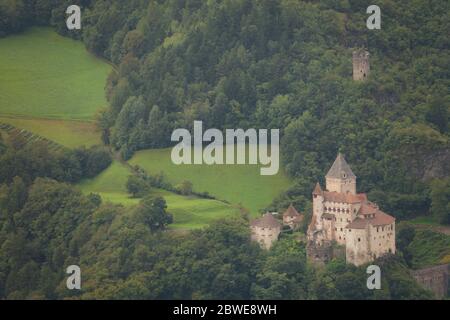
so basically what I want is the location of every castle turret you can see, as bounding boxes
[310,182,325,234]
[282,204,304,230]
[325,153,356,194]
[353,49,370,81]
[250,213,281,249]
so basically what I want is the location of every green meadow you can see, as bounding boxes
[78,160,240,229]
[129,148,291,215]
[0,116,101,148]
[0,27,111,120]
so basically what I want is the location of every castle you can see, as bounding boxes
[307,153,396,266]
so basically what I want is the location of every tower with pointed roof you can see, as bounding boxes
[282,204,304,230]
[325,153,357,194]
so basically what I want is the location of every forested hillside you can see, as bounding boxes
[2,0,448,222]
[0,0,449,300]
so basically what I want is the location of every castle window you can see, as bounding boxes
[358,238,361,242]
[335,228,337,231]
[340,228,343,231]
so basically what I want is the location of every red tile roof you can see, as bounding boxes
[313,182,323,195]
[283,204,302,217]
[323,191,367,204]
[250,213,281,228]
[346,203,395,229]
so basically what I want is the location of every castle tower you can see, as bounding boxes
[250,213,281,250]
[325,153,356,194]
[308,182,325,239]
[352,49,370,81]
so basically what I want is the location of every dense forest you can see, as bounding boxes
[0,0,449,299]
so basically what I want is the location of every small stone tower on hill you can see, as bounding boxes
[353,49,370,81]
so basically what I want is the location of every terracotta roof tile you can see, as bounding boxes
[250,213,281,228]
[323,191,367,204]
[346,217,369,229]
[313,182,323,195]
[283,204,301,217]
[346,203,395,229]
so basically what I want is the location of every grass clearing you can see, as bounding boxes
[0,116,101,148]
[129,148,291,215]
[0,27,111,120]
[77,160,240,229]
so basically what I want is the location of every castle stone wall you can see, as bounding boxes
[326,177,356,194]
[346,227,370,266]
[251,225,281,250]
[307,241,333,266]
[411,264,449,299]
[369,223,396,259]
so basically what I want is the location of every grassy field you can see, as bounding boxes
[129,148,291,215]
[77,160,139,205]
[0,27,111,120]
[0,116,101,148]
[78,160,240,229]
